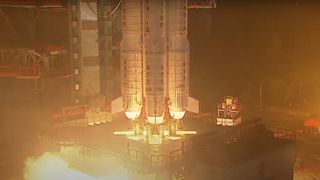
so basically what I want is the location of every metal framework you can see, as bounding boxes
[98,0,114,103]
[52,103,111,127]
[68,0,114,104]
[68,0,81,103]
[188,0,216,8]
[0,48,41,79]
[0,0,65,8]
[126,142,187,179]
[268,127,319,141]
[0,47,72,79]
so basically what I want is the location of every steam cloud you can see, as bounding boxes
[24,152,102,180]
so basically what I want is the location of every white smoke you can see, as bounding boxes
[23,152,102,180]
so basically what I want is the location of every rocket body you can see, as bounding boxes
[120,0,143,120]
[118,0,195,123]
[167,0,189,120]
[144,0,166,124]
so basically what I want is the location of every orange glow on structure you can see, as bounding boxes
[126,135,145,141]
[113,131,135,135]
[304,118,320,128]
[175,130,197,135]
[148,135,163,145]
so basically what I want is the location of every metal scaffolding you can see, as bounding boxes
[0,48,41,78]
[98,0,114,104]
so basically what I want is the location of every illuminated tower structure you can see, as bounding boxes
[68,0,101,103]
[113,0,215,144]
[65,0,114,126]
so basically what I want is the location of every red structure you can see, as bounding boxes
[52,105,88,122]
[0,63,40,78]
[0,46,70,79]
[304,118,320,129]
[0,49,42,78]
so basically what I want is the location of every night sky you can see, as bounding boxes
[189,0,320,111]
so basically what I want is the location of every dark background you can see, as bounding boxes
[189,0,320,112]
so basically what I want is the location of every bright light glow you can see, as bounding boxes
[216,117,241,126]
[24,152,129,180]
[126,135,145,141]
[113,131,135,135]
[175,130,197,135]
[114,113,197,144]
[148,135,163,144]
[147,115,164,124]
[125,111,141,120]
[169,111,186,120]
[24,152,101,180]
[142,130,147,136]
[226,98,233,105]
[88,122,94,126]
[163,130,169,136]
[166,136,182,140]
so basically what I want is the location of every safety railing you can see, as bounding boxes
[188,0,216,8]
[268,127,319,141]
[0,65,16,76]
[127,147,186,170]
[17,65,40,77]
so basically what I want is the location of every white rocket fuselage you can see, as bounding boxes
[120,0,143,120]
[167,0,190,120]
[119,0,195,124]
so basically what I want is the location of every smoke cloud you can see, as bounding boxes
[23,152,102,180]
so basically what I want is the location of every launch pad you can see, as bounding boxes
[39,113,298,180]
[40,112,195,179]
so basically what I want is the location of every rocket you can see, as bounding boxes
[112,0,199,126]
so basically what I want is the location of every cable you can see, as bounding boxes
[108,0,121,16]
[89,83,97,95]
[85,0,122,17]
[85,0,97,15]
